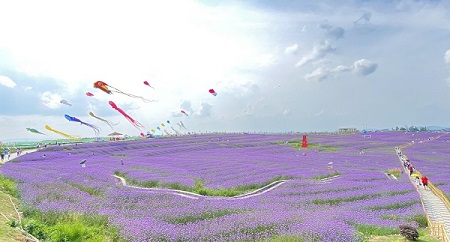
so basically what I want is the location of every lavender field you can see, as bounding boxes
[1,131,448,241]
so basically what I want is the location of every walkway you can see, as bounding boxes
[396,144,450,241]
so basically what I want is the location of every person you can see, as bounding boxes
[414,176,421,188]
[421,176,429,190]
[409,166,414,176]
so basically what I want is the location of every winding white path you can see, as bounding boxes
[113,175,287,200]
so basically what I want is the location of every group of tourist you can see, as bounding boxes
[396,147,429,190]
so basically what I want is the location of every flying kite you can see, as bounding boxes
[45,125,79,139]
[93,81,157,103]
[181,110,189,116]
[89,111,118,130]
[26,128,46,135]
[143,81,154,89]
[161,122,166,127]
[171,126,180,135]
[109,101,145,137]
[64,114,100,135]
[60,100,72,106]
[86,92,94,97]
[180,120,187,130]
[209,89,217,96]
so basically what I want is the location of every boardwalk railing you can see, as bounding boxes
[429,221,449,242]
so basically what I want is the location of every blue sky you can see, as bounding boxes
[1,0,450,140]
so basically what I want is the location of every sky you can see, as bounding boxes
[1,0,450,141]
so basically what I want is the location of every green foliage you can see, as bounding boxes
[164,209,238,224]
[407,214,428,228]
[368,201,418,211]
[313,171,341,180]
[312,194,378,205]
[0,173,20,198]
[386,168,402,178]
[354,224,398,236]
[287,141,338,152]
[68,182,103,197]
[20,207,123,241]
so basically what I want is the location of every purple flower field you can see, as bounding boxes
[1,131,447,241]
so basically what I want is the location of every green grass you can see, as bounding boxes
[18,207,123,241]
[386,168,402,178]
[313,170,341,180]
[164,209,242,224]
[67,182,103,197]
[114,171,290,197]
[287,141,338,152]
[0,174,20,198]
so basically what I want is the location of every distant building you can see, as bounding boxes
[338,127,358,133]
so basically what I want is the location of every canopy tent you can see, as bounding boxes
[108,131,124,141]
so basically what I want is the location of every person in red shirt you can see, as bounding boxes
[421,176,429,190]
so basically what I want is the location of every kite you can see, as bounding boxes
[157,127,161,131]
[89,111,119,130]
[181,110,188,116]
[166,120,170,124]
[209,89,217,96]
[60,100,72,106]
[180,120,187,130]
[45,125,79,139]
[64,114,100,135]
[93,81,157,103]
[143,81,154,89]
[171,126,180,135]
[109,101,145,137]
[26,128,46,135]
[86,92,94,97]
[151,129,156,133]
[161,123,166,127]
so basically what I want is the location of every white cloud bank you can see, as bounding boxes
[0,75,16,88]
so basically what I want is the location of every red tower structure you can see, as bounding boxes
[301,135,308,148]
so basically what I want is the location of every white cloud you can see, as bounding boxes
[330,65,352,73]
[305,59,377,82]
[41,91,62,109]
[0,75,16,88]
[296,41,336,67]
[444,49,450,64]
[305,67,329,82]
[198,102,213,117]
[284,44,298,55]
[353,59,378,76]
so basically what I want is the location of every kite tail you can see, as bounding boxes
[89,112,119,130]
[108,85,157,103]
[45,125,79,140]
[80,121,101,135]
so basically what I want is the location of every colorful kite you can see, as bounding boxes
[109,101,145,137]
[45,125,79,139]
[64,114,100,135]
[89,111,118,130]
[60,99,72,106]
[86,92,94,97]
[209,89,217,96]
[26,128,46,135]
[93,81,157,103]
[143,81,154,89]
[161,123,166,127]
[181,110,189,116]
